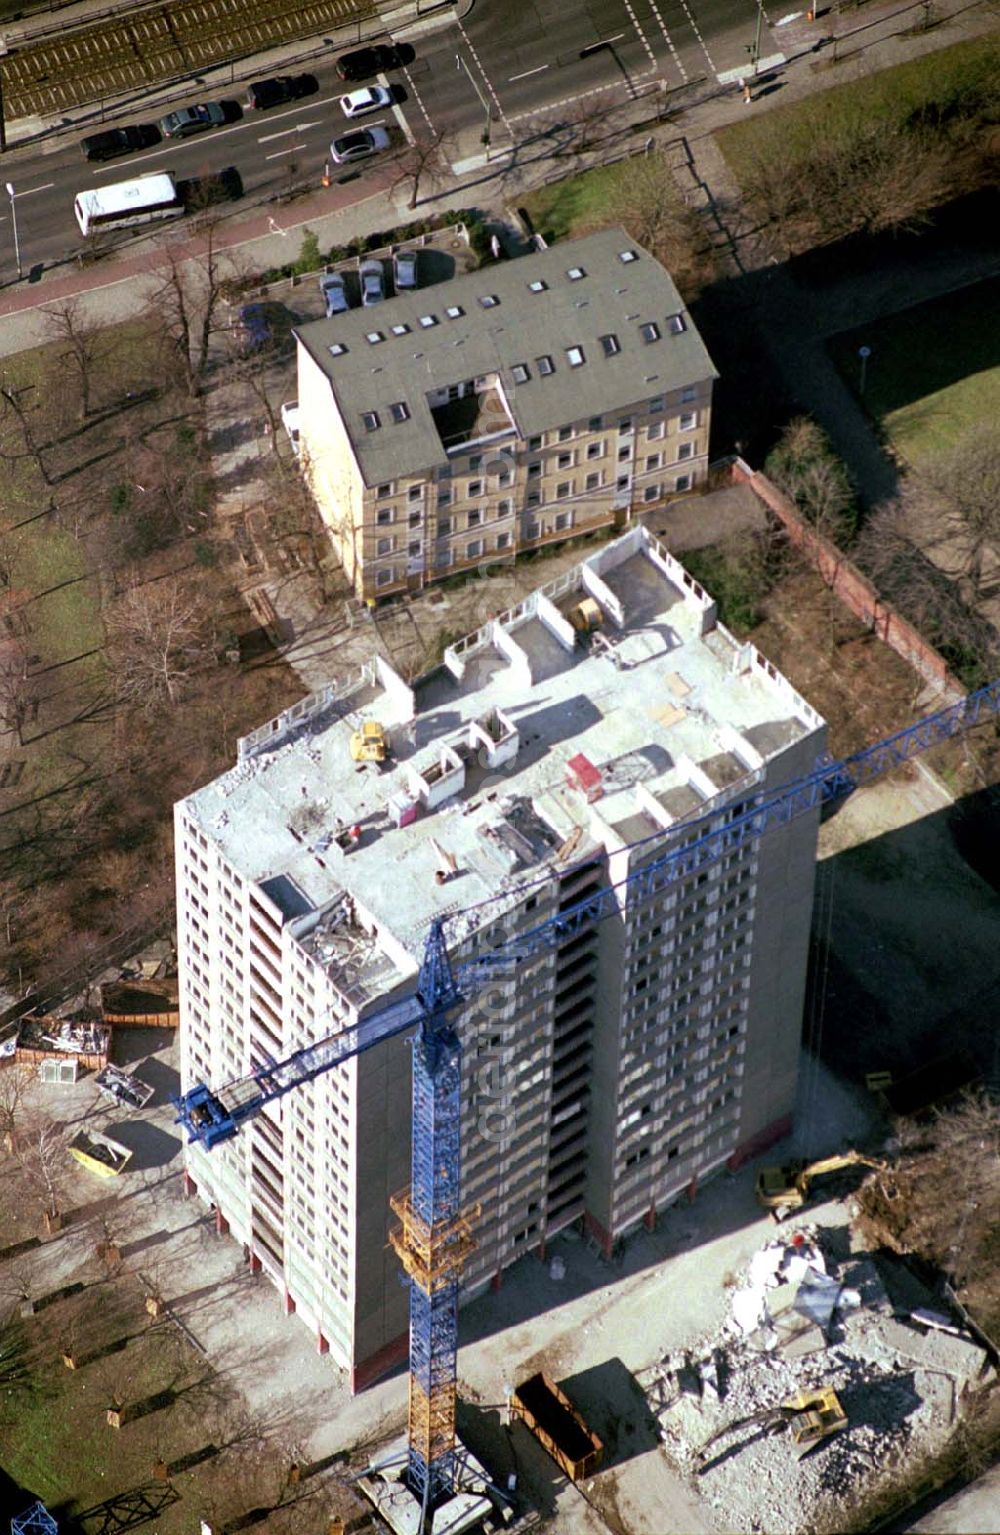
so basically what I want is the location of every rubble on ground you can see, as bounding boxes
[643,1226,994,1534]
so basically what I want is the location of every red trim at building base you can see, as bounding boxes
[183,1171,197,1198]
[727,1113,794,1173]
[352,1328,409,1394]
[644,1208,656,1232]
[214,1209,229,1237]
[316,1332,329,1356]
[584,1208,613,1258]
[284,1290,296,1315]
[248,1252,262,1275]
[491,1271,503,1292]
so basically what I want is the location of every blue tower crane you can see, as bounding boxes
[176,677,1000,1523]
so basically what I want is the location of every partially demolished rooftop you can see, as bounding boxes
[183,527,823,995]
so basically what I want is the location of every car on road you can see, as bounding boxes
[80,124,160,162]
[319,270,350,316]
[336,44,413,82]
[393,248,419,290]
[359,259,385,307]
[177,166,243,210]
[280,401,301,456]
[245,74,318,110]
[329,125,391,165]
[339,85,392,118]
[235,301,296,355]
[158,102,227,138]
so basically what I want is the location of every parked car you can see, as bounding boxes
[336,44,413,82]
[176,166,243,210]
[79,124,160,161]
[235,302,296,354]
[393,248,419,290]
[280,401,301,457]
[158,102,226,138]
[319,270,350,316]
[329,125,391,165]
[359,259,385,307]
[339,85,392,118]
[245,74,318,110]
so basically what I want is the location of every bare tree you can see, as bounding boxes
[42,297,108,420]
[0,644,35,745]
[766,417,857,546]
[149,222,227,398]
[605,153,716,298]
[0,1060,34,1149]
[106,578,213,708]
[15,1116,69,1228]
[0,382,54,486]
[922,425,1000,599]
[390,130,453,210]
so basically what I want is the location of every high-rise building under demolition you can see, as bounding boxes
[175,527,826,1388]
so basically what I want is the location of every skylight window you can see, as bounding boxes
[511,363,530,384]
[600,334,621,357]
[640,321,661,343]
[418,314,438,328]
[667,312,687,334]
[537,355,555,376]
[479,294,500,308]
[362,411,381,432]
[445,305,464,318]
[329,343,347,356]
[618,249,638,263]
[366,331,384,345]
[390,323,410,336]
[528,279,548,293]
[566,346,585,367]
[566,267,586,281]
[390,401,410,423]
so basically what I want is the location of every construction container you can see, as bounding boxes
[100,980,179,1028]
[68,1128,132,1178]
[511,1371,603,1479]
[388,791,418,828]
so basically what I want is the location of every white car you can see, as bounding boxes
[339,85,392,118]
[280,401,301,457]
[319,270,349,316]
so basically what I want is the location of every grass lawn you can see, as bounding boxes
[826,276,1000,467]
[715,35,1000,186]
[520,161,633,244]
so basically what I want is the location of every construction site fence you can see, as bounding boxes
[731,460,966,701]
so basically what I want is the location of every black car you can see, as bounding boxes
[245,74,318,110]
[80,124,160,162]
[177,167,244,210]
[336,44,414,82]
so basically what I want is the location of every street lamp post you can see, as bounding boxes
[5,180,21,279]
[456,53,490,154]
[858,345,872,396]
[749,0,764,75]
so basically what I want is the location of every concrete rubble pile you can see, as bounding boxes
[645,1227,994,1534]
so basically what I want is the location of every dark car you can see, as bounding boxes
[235,302,296,355]
[80,124,160,162]
[245,74,318,110]
[336,44,414,82]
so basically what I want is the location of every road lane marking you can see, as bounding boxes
[645,0,689,81]
[401,65,435,130]
[265,143,308,159]
[509,65,550,81]
[91,95,342,174]
[675,0,717,72]
[15,181,55,197]
[456,15,513,133]
[621,0,658,69]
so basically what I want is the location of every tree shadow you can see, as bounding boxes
[76,1481,180,1532]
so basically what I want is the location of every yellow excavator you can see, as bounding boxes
[696,1387,847,1472]
[349,720,388,764]
[755,1150,887,1221]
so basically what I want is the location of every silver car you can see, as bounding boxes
[319,270,349,316]
[329,125,391,164]
[393,248,419,291]
[359,258,385,307]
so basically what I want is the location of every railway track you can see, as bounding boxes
[2,0,377,119]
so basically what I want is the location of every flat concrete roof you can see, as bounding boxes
[183,528,823,992]
[294,227,718,486]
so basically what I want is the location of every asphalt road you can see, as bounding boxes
[0,0,784,283]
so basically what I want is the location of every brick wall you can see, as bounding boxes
[731,459,965,700]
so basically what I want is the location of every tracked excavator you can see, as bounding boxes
[755,1151,887,1221]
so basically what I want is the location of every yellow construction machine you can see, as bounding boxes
[349,720,388,764]
[695,1386,847,1472]
[755,1150,886,1221]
